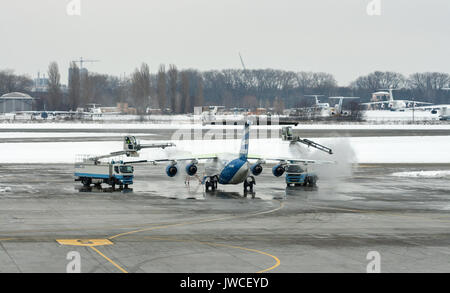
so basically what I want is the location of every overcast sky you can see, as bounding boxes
[1,0,449,85]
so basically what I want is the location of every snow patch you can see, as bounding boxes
[391,170,450,179]
[0,136,449,164]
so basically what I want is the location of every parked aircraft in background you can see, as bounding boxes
[328,97,360,116]
[361,89,431,111]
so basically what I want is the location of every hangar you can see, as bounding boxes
[0,92,35,113]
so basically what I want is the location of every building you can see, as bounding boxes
[0,92,35,113]
[118,103,137,114]
[32,72,49,93]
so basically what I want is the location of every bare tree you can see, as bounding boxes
[181,71,190,113]
[195,77,204,107]
[174,92,183,114]
[408,72,450,102]
[68,62,80,110]
[131,63,151,114]
[156,64,167,111]
[47,62,62,110]
[351,71,406,91]
[0,70,33,95]
[167,64,178,113]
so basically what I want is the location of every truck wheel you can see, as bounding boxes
[307,176,317,187]
[81,178,91,187]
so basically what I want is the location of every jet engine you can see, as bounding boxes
[185,163,198,176]
[250,164,263,176]
[272,164,285,177]
[166,164,178,177]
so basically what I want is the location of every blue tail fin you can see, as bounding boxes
[239,121,250,160]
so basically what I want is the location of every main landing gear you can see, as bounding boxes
[243,176,256,194]
[204,176,219,192]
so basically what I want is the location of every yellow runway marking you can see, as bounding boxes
[136,236,280,273]
[90,246,128,273]
[50,201,283,273]
[56,239,127,273]
[56,239,113,247]
[105,201,284,273]
[357,164,382,168]
[0,238,14,241]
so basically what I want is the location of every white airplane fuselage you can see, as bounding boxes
[218,158,250,185]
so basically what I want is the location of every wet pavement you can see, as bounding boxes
[0,163,449,272]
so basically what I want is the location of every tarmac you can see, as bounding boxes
[0,163,449,273]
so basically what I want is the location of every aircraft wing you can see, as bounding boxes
[123,155,220,166]
[360,101,388,105]
[247,155,335,165]
[396,100,433,105]
[149,154,220,164]
[410,104,450,111]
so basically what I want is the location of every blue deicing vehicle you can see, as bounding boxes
[285,164,318,187]
[74,136,175,192]
[74,159,135,192]
[281,126,332,188]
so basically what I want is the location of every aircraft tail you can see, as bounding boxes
[239,121,250,160]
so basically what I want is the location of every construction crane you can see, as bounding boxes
[71,57,100,69]
[238,52,247,70]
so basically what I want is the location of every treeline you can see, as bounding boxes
[0,70,33,94]
[1,64,450,113]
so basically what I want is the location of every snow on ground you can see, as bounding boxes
[348,136,450,164]
[1,122,450,130]
[1,136,449,164]
[363,110,439,122]
[391,170,450,179]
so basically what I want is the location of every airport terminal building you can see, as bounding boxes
[0,92,34,113]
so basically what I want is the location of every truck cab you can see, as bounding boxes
[285,164,317,187]
[74,159,134,191]
[112,162,134,185]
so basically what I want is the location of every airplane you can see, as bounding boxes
[411,104,450,119]
[304,95,330,109]
[139,122,333,193]
[328,97,360,116]
[361,89,431,111]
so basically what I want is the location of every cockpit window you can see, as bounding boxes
[119,166,134,173]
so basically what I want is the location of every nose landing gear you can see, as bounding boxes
[204,175,219,192]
